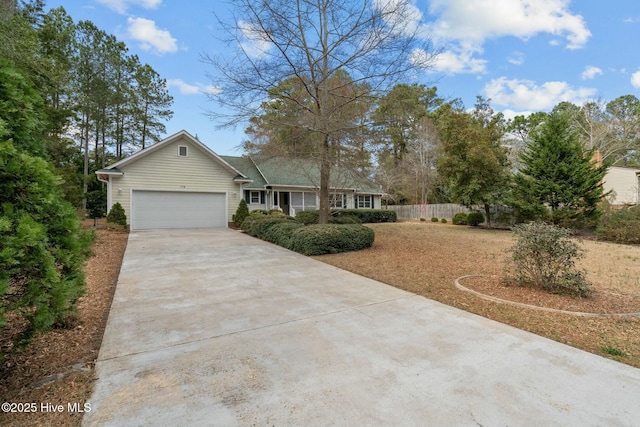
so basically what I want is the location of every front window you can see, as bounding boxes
[330,193,346,208]
[357,195,372,209]
[250,191,260,204]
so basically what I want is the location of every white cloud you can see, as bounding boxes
[432,49,488,74]
[127,17,177,55]
[483,77,597,110]
[426,0,590,49]
[167,79,221,96]
[422,0,590,75]
[581,66,603,80]
[507,51,524,66]
[96,0,161,14]
[632,70,640,89]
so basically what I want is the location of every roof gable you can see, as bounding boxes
[104,130,249,179]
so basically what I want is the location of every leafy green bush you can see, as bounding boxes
[297,209,396,224]
[106,202,127,227]
[240,214,296,237]
[419,217,426,222]
[441,218,447,223]
[250,209,269,215]
[232,199,249,227]
[289,224,375,255]
[431,217,439,222]
[295,210,319,225]
[261,221,305,248]
[329,215,361,224]
[452,212,468,225]
[596,206,640,244]
[336,209,396,223]
[467,212,485,227]
[504,222,590,297]
[0,140,94,344]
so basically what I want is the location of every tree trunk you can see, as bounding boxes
[484,203,491,229]
[318,134,331,224]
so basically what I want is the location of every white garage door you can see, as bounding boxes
[131,190,227,230]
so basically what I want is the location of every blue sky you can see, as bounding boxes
[45,0,640,156]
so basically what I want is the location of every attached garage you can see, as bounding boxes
[131,190,227,230]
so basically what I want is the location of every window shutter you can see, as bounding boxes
[260,191,266,204]
[244,191,250,203]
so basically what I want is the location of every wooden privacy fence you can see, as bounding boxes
[384,204,515,227]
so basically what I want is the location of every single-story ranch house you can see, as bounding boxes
[96,130,384,230]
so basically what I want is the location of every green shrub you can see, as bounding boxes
[329,215,361,224]
[261,221,304,248]
[336,209,396,223]
[106,202,127,227]
[250,209,268,215]
[441,218,447,223]
[431,217,439,222]
[452,212,468,225]
[0,140,94,345]
[232,199,250,227]
[419,217,426,222]
[504,222,590,297]
[240,214,296,237]
[296,210,319,225]
[596,206,640,244]
[467,212,485,227]
[290,224,375,255]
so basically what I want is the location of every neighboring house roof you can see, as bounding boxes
[223,154,384,194]
[96,130,250,181]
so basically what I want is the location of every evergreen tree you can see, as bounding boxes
[510,112,608,228]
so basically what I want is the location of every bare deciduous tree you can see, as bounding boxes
[204,0,437,223]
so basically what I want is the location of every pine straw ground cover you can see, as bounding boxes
[314,222,640,368]
[0,220,128,427]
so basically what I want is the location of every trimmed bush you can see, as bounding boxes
[452,212,468,225]
[505,222,590,297]
[596,206,640,244]
[261,221,305,248]
[289,224,375,255]
[467,212,485,227]
[329,215,361,224]
[240,214,296,237]
[441,218,447,223]
[233,199,250,227]
[298,209,396,224]
[106,202,127,227]
[336,209,396,223]
[296,210,319,225]
[249,209,269,215]
[431,217,439,222]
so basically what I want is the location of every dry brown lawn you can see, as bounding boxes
[314,221,640,368]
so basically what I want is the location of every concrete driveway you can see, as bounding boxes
[83,228,640,426]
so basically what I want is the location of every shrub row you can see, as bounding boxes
[289,224,375,255]
[452,211,485,226]
[296,209,396,225]
[241,214,374,255]
[596,205,640,244]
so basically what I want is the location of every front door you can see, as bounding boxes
[279,192,290,215]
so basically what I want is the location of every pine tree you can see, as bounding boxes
[510,112,608,228]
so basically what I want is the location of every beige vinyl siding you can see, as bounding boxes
[109,136,244,223]
[603,167,640,205]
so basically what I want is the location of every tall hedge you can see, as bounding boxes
[0,140,93,343]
